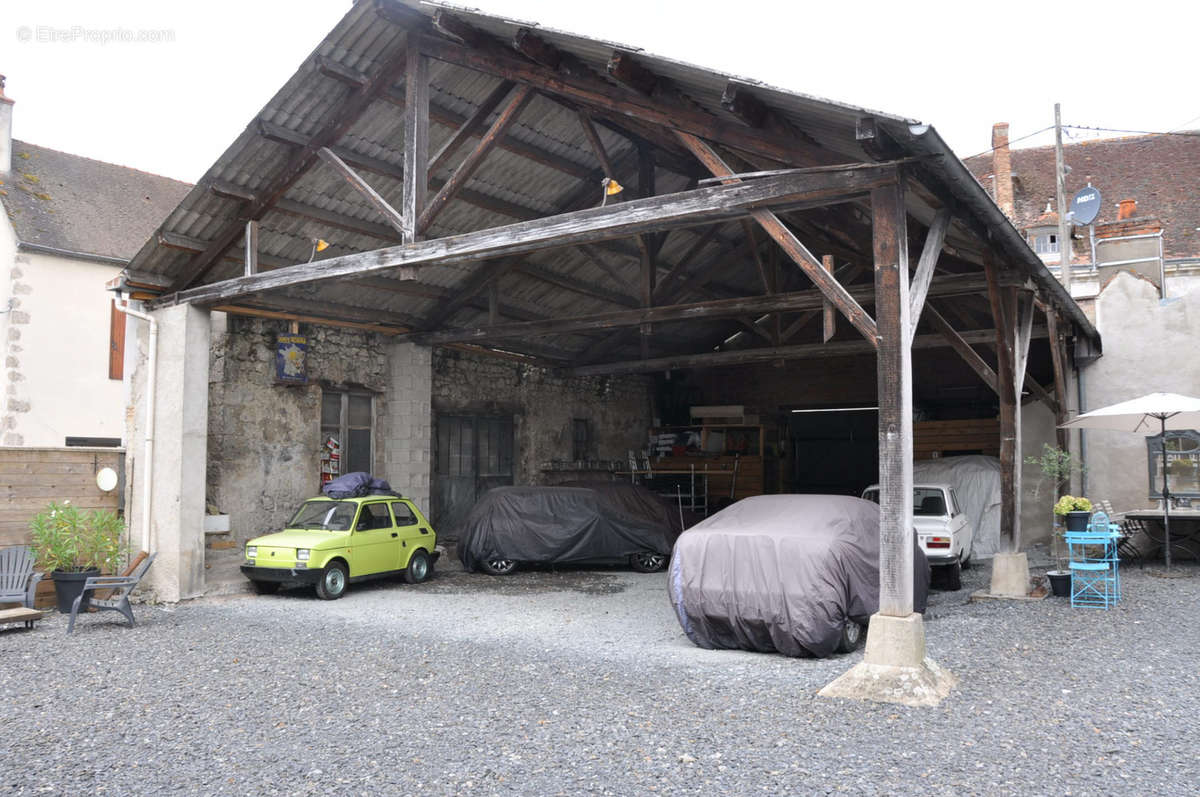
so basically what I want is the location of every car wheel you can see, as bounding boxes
[315,561,348,600]
[836,621,865,653]
[251,580,279,595]
[961,546,973,570]
[481,557,517,576]
[941,560,963,591]
[405,550,431,584]
[629,552,668,573]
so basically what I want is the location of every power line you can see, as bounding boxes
[959,125,1054,161]
[1063,124,1200,138]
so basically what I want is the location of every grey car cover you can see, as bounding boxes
[668,494,929,658]
[458,486,675,571]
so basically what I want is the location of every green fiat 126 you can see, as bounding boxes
[241,495,439,599]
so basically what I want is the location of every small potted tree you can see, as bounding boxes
[29,500,124,613]
[1026,444,1086,597]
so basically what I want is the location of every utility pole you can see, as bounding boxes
[1055,103,1072,293]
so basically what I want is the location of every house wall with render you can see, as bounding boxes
[0,219,125,447]
[1079,272,1200,513]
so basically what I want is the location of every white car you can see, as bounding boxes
[861,483,974,590]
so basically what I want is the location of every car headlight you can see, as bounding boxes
[246,545,257,559]
[296,548,310,561]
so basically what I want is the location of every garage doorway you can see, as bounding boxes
[433,414,514,538]
[788,406,879,496]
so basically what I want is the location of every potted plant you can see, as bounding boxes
[29,500,124,614]
[1026,445,1086,597]
[1054,494,1094,531]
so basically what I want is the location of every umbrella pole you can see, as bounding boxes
[1162,416,1172,571]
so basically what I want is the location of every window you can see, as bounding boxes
[321,390,374,480]
[109,303,126,380]
[391,501,418,527]
[1148,430,1200,500]
[572,418,591,461]
[356,502,392,530]
[1032,233,1059,255]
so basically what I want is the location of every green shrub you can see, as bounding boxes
[29,501,123,573]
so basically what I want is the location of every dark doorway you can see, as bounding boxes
[788,407,879,496]
[432,414,514,538]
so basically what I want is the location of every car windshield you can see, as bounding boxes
[288,500,357,531]
[862,488,949,516]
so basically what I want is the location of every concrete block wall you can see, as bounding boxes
[383,342,432,513]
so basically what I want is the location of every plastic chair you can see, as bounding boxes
[67,553,156,634]
[1066,528,1119,609]
[0,546,43,608]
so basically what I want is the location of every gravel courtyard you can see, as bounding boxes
[3,559,1197,796]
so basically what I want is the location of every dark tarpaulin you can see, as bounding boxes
[668,494,930,658]
[559,481,701,542]
[458,485,675,571]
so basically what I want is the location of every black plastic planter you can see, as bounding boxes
[1047,570,1071,597]
[51,569,99,614]
[1065,511,1091,532]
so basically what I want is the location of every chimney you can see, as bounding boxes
[991,122,1014,218]
[1117,198,1137,220]
[0,75,12,176]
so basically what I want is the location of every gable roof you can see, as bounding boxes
[1,140,191,263]
[121,0,1099,356]
[964,132,1200,260]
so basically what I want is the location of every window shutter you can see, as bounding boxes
[109,303,126,380]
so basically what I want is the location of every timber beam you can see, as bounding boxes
[572,326,1049,376]
[153,165,895,310]
[396,290,848,346]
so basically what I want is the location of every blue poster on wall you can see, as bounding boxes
[275,335,308,384]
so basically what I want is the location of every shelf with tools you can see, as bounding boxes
[643,424,764,505]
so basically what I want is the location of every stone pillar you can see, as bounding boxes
[383,342,433,514]
[125,303,210,602]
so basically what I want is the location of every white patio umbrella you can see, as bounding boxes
[1060,392,1200,569]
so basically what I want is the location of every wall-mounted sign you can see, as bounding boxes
[275,335,308,384]
[1069,185,1102,226]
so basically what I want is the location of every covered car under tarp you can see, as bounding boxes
[559,481,701,542]
[913,455,1002,557]
[458,485,675,573]
[668,494,930,658]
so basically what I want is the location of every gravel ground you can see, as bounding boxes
[3,556,1198,796]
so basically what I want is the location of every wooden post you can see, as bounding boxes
[1046,307,1070,452]
[244,220,258,277]
[985,256,1018,552]
[872,176,913,618]
[402,48,429,244]
[821,254,836,343]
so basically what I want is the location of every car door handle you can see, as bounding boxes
[391,532,398,538]
[420,527,430,534]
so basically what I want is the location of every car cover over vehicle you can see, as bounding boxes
[559,481,701,543]
[668,494,930,658]
[458,485,675,571]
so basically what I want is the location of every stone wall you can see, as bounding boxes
[382,343,432,513]
[207,316,389,543]
[431,347,653,485]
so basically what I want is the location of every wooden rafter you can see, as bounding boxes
[418,84,534,233]
[675,131,880,345]
[429,80,516,176]
[317,147,407,236]
[169,34,414,291]
[572,326,1048,376]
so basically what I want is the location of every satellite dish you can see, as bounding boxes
[96,467,118,492]
[1070,186,1102,226]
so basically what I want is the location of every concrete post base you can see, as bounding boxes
[818,612,957,707]
[989,551,1030,597]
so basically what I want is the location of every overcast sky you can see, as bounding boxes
[6,0,1197,184]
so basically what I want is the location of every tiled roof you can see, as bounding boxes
[964,133,1200,260]
[1,140,191,262]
